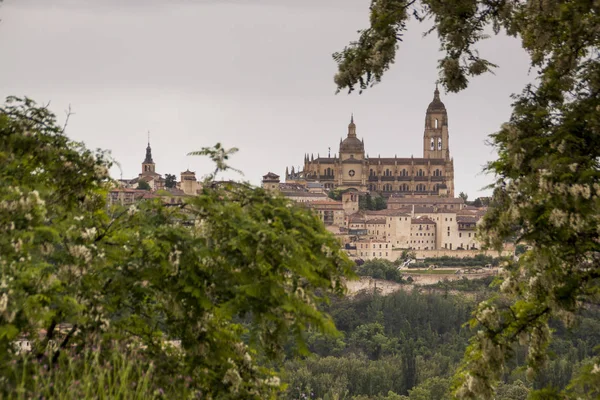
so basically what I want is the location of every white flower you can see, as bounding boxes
[81,227,97,240]
[264,376,281,387]
[0,293,8,313]
[70,245,92,263]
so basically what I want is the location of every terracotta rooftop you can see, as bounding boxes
[388,196,464,204]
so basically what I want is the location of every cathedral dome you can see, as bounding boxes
[339,114,365,153]
[427,85,446,113]
[340,136,364,153]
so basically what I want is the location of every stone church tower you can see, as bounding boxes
[142,140,155,174]
[423,84,450,161]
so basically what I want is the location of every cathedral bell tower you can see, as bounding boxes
[423,85,450,161]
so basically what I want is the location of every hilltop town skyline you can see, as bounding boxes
[0,0,533,197]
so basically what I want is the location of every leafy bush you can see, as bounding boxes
[0,97,354,398]
[409,255,509,269]
[355,259,404,283]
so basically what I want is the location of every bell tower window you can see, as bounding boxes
[435,118,439,129]
[438,138,442,150]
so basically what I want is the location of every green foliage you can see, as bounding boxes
[0,98,355,398]
[410,254,506,268]
[333,0,498,93]
[424,276,495,293]
[282,289,600,399]
[336,1,600,397]
[4,342,193,399]
[328,189,344,201]
[356,259,404,283]
[164,173,177,189]
[359,194,387,211]
[136,180,151,190]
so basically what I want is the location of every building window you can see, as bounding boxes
[447,232,450,236]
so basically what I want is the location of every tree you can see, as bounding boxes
[458,192,468,203]
[334,1,600,398]
[136,179,151,190]
[0,97,355,398]
[164,173,177,188]
[374,195,387,210]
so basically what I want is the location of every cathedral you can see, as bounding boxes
[285,86,455,197]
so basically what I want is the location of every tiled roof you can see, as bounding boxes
[262,172,280,180]
[364,209,411,217]
[411,217,436,224]
[457,215,480,223]
[282,191,327,198]
[388,196,464,204]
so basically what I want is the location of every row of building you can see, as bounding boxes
[110,86,494,262]
[109,139,203,206]
[261,86,492,261]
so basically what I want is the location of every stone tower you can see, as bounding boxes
[142,139,155,174]
[423,85,450,161]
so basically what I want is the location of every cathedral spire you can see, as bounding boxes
[348,114,357,138]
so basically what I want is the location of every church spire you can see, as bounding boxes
[141,133,156,175]
[143,132,154,164]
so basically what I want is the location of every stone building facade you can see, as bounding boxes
[286,86,454,197]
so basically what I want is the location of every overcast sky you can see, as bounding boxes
[0,0,532,197]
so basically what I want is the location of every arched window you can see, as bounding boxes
[417,169,424,177]
[385,169,391,176]
[400,184,409,192]
[416,184,426,192]
[369,169,375,176]
[434,169,441,177]
[402,169,407,176]
[435,118,439,128]
[384,184,392,191]
[438,138,442,150]
[430,138,434,150]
